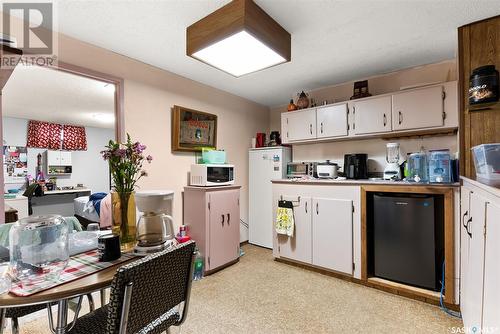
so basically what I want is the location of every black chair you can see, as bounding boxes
[22,183,39,216]
[2,294,94,334]
[69,241,196,334]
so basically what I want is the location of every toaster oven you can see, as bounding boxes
[286,162,317,178]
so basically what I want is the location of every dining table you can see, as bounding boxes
[0,256,137,334]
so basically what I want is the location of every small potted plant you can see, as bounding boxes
[101,134,152,251]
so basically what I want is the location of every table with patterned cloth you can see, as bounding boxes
[0,251,138,334]
[10,250,136,297]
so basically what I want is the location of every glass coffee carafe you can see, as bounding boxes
[134,191,175,254]
[136,213,174,247]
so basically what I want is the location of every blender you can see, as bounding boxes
[384,143,402,180]
[134,190,176,255]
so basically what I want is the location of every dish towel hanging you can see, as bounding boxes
[275,200,295,237]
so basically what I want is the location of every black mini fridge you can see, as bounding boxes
[372,193,444,291]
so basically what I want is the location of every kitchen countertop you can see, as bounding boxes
[461,176,500,197]
[272,178,460,188]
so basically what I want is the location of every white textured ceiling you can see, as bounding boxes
[3,65,115,128]
[31,1,500,106]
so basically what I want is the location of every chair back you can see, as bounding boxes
[106,241,195,333]
[22,183,38,198]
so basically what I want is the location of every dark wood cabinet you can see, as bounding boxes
[458,15,500,178]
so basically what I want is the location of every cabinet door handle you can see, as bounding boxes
[227,213,230,225]
[466,217,472,238]
[305,202,308,213]
[462,210,468,229]
[316,203,319,215]
[320,122,323,134]
[221,214,225,226]
[383,113,387,127]
[309,124,313,134]
[398,111,403,125]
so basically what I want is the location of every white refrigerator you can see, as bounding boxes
[249,146,292,248]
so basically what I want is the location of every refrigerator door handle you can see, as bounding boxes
[305,201,308,213]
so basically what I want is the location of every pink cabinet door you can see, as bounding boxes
[208,190,240,270]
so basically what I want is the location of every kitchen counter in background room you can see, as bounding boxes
[31,188,91,216]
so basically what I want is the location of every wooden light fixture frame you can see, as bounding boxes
[186,0,291,74]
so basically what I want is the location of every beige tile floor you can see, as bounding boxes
[6,244,462,333]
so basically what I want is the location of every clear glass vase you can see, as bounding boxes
[111,192,137,252]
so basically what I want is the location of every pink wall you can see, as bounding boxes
[1,29,269,241]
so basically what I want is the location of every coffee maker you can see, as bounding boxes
[134,190,175,255]
[344,154,368,179]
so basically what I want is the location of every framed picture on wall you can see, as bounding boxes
[172,105,217,152]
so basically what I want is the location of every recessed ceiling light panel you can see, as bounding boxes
[192,31,286,77]
[187,0,291,77]
[91,113,115,124]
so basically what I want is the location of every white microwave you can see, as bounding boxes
[190,164,235,187]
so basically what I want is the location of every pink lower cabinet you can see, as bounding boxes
[184,185,241,273]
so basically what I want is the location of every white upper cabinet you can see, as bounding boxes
[282,109,317,142]
[281,82,456,144]
[392,86,444,131]
[47,150,61,166]
[47,150,72,166]
[352,96,392,135]
[60,151,72,166]
[316,104,348,138]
